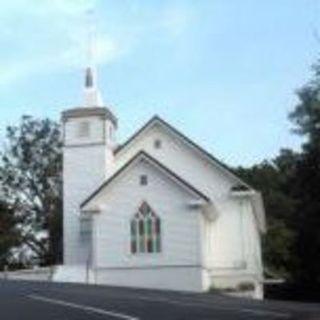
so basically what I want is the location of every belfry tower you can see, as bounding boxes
[61,12,117,264]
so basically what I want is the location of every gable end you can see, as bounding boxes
[115,115,252,190]
[81,151,210,210]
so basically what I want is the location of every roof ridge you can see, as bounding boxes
[115,116,252,189]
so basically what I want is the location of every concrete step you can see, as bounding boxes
[53,265,94,284]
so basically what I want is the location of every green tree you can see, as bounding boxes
[0,116,63,265]
[235,151,297,279]
[288,66,320,294]
[0,201,21,269]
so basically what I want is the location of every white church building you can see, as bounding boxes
[56,65,266,298]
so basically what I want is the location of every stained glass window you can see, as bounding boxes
[130,202,161,254]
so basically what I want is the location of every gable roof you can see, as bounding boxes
[115,115,252,190]
[81,150,210,210]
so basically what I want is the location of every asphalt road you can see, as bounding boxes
[0,280,319,320]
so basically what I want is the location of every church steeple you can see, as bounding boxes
[83,9,104,107]
[83,66,104,107]
[85,67,94,87]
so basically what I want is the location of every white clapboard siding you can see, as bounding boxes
[93,159,203,268]
[63,113,114,265]
[114,123,262,274]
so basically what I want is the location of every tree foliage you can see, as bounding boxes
[236,62,320,300]
[0,116,62,265]
[287,65,320,294]
[235,152,297,279]
[0,201,21,269]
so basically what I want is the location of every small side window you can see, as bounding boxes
[80,218,92,243]
[154,139,162,149]
[140,175,148,186]
[78,121,90,138]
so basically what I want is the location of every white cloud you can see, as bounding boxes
[0,0,128,89]
[0,0,197,90]
[95,35,120,64]
[0,34,123,87]
[161,2,195,37]
[0,0,93,18]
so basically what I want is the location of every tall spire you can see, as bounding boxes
[83,9,104,107]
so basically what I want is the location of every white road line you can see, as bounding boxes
[28,292,291,319]
[122,294,291,318]
[27,294,140,320]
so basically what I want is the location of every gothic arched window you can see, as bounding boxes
[130,202,161,254]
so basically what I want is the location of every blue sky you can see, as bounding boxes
[0,0,318,166]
